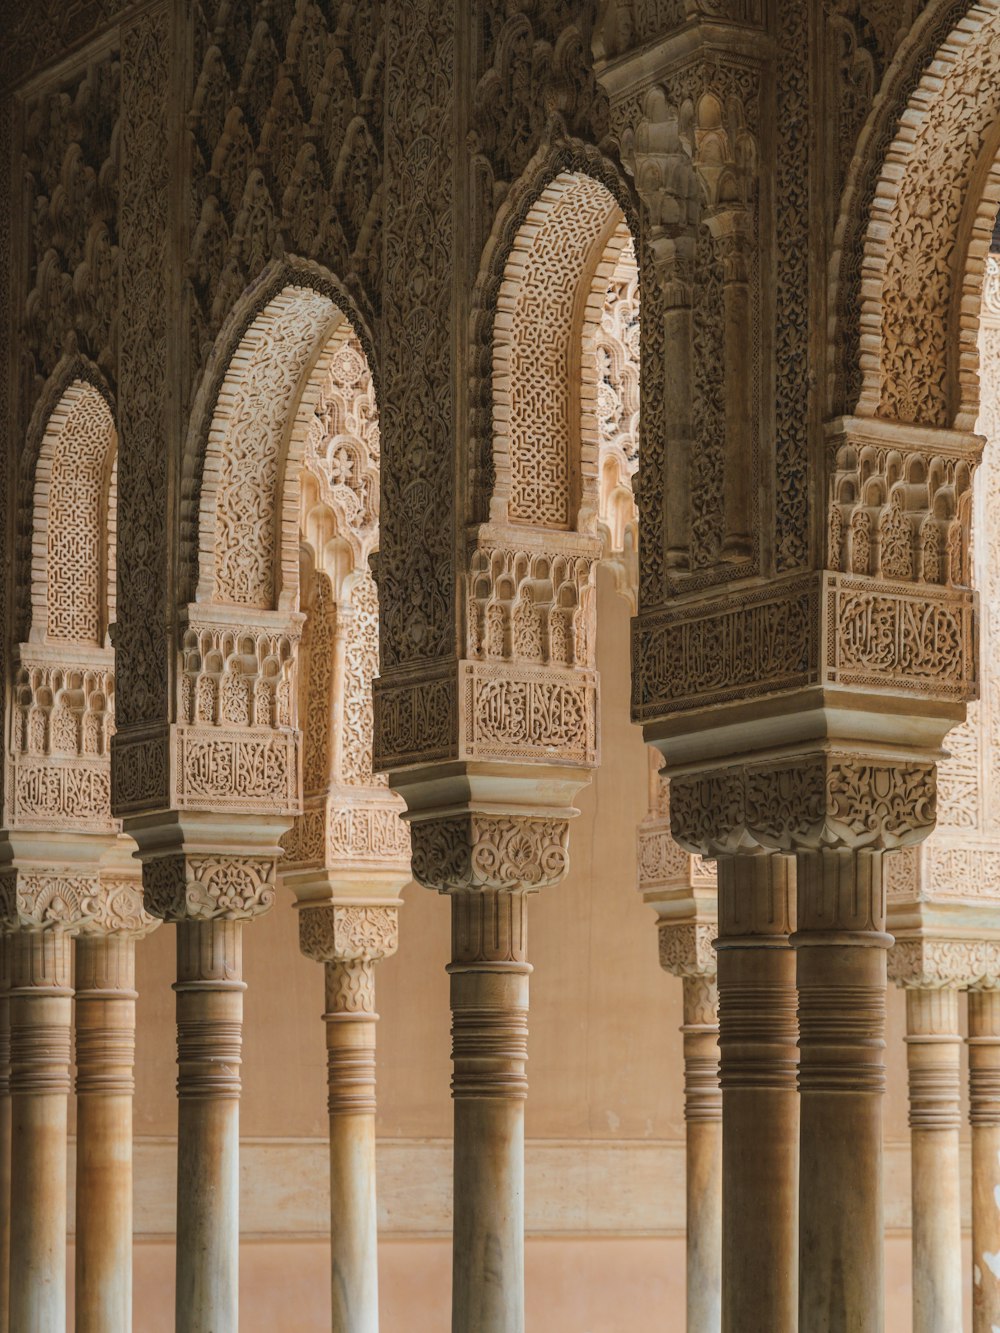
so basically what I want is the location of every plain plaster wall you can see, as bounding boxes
[109,566,940,1327]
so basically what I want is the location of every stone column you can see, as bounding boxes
[298,903,399,1333]
[139,840,280,1333]
[679,972,722,1333]
[0,934,11,1333]
[794,846,891,1333]
[73,878,156,1333]
[640,758,722,1333]
[969,986,1000,1333]
[8,926,73,1333]
[174,918,245,1333]
[715,852,798,1333]
[407,809,571,1333]
[450,886,530,1333]
[903,985,963,1333]
[670,757,936,1333]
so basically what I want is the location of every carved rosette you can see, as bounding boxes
[141,855,277,923]
[670,755,936,857]
[409,814,570,894]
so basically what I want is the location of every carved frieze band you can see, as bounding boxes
[670,756,936,856]
[824,575,975,702]
[111,729,170,816]
[282,799,411,869]
[409,814,570,894]
[112,725,298,817]
[374,657,599,772]
[460,662,598,767]
[632,578,817,719]
[633,573,975,719]
[373,666,458,772]
[173,726,299,813]
[7,756,114,833]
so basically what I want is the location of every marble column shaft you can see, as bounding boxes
[325,958,379,1333]
[969,987,1000,1333]
[795,847,889,1333]
[74,933,138,1333]
[680,973,721,1333]
[905,985,963,1333]
[715,853,798,1333]
[8,928,73,1333]
[174,918,245,1333]
[450,888,530,1333]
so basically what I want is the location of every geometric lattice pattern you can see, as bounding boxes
[500,172,621,528]
[209,288,335,607]
[37,383,116,644]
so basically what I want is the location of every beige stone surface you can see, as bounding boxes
[61,1236,967,1331]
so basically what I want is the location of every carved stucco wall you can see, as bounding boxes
[856,0,1000,429]
[30,380,116,647]
[8,379,119,837]
[284,321,409,881]
[491,171,627,531]
[376,0,623,765]
[890,250,1000,904]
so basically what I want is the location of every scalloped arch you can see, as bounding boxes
[182,257,379,611]
[846,0,1000,427]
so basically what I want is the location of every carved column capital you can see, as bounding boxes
[141,853,277,923]
[889,936,989,989]
[409,813,570,894]
[659,922,717,978]
[0,867,95,934]
[76,875,159,939]
[670,753,937,857]
[298,904,399,965]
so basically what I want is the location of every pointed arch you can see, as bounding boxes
[835,0,1000,428]
[183,256,379,613]
[28,378,117,648]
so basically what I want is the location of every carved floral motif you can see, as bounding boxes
[143,855,277,922]
[298,904,398,964]
[409,815,570,894]
[671,756,936,856]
